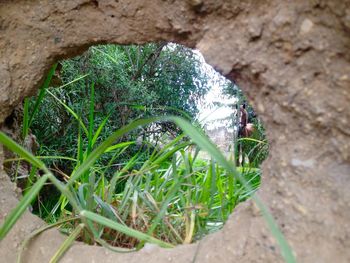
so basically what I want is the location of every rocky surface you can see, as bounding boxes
[0,0,349,262]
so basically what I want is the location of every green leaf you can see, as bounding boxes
[80,210,174,248]
[17,216,80,263]
[104,141,135,153]
[91,113,111,147]
[49,223,84,263]
[0,174,49,240]
[67,117,158,187]
[169,117,296,263]
[47,90,89,136]
[0,132,48,173]
[87,82,95,155]
[28,63,58,127]
[22,98,30,138]
[57,74,89,90]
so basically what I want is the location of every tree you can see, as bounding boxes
[30,43,211,173]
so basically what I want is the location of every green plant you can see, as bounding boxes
[29,43,211,174]
[1,114,295,262]
[1,42,293,262]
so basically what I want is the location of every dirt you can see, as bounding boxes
[0,0,350,262]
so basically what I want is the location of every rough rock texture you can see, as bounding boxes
[0,0,349,262]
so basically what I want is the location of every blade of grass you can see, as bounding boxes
[0,132,49,173]
[57,74,89,90]
[107,153,140,203]
[17,216,80,263]
[80,210,174,248]
[46,90,89,136]
[4,156,77,163]
[0,174,49,240]
[22,99,30,138]
[28,63,58,127]
[169,117,296,263]
[91,113,111,147]
[67,117,159,187]
[104,141,135,153]
[87,82,95,155]
[24,166,38,196]
[49,223,85,263]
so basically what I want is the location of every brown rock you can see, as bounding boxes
[0,1,349,262]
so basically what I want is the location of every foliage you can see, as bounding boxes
[238,119,268,168]
[0,43,294,262]
[22,86,261,246]
[0,115,294,262]
[220,79,268,168]
[29,43,210,175]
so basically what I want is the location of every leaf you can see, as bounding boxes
[28,63,58,127]
[67,117,158,187]
[80,210,174,248]
[47,90,89,136]
[0,132,48,173]
[91,113,111,147]
[17,216,80,263]
[169,117,296,263]
[22,99,30,138]
[49,223,85,263]
[0,174,49,240]
[87,82,95,155]
[104,141,135,153]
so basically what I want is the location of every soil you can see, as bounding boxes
[0,0,350,262]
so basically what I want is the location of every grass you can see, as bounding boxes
[0,68,295,262]
[0,115,294,262]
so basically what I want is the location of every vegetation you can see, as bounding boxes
[30,44,210,169]
[0,43,294,263]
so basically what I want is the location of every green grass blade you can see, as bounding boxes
[170,117,240,178]
[87,82,95,155]
[151,142,189,166]
[57,74,89,90]
[4,156,77,163]
[22,98,30,138]
[80,210,174,248]
[0,174,49,240]
[46,90,89,136]
[107,153,140,203]
[104,141,135,153]
[169,117,296,263]
[28,63,58,127]
[67,117,158,187]
[0,132,49,173]
[86,172,95,211]
[253,196,295,263]
[24,166,38,196]
[237,137,267,144]
[17,216,80,263]
[200,160,212,205]
[77,123,83,165]
[49,223,84,263]
[91,113,111,147]
[91,47,120,65]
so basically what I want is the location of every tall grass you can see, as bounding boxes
[0,117,294,262]
[1,76,294,262]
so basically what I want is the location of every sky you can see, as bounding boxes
[192,50,238,131]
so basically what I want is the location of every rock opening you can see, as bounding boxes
[0,1,349,262]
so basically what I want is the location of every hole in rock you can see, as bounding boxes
[3,42,268,249]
